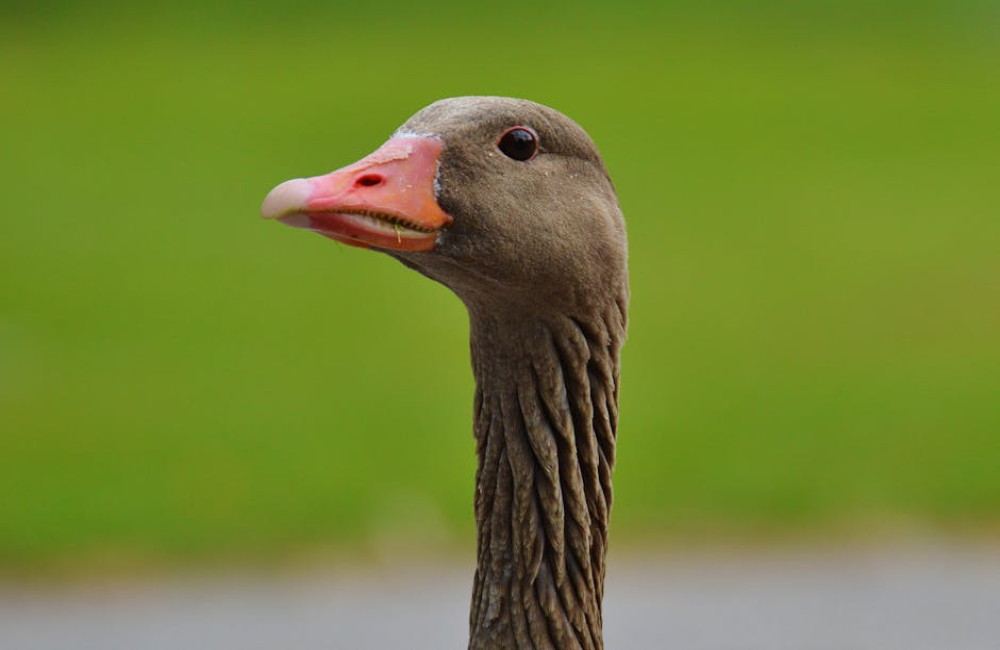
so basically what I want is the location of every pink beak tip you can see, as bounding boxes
[261,178,312,220]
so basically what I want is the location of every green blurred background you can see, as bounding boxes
[2,0,998,574]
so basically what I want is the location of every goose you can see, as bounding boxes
[262,96,628,650]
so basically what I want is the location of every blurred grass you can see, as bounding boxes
[1,1,998,570]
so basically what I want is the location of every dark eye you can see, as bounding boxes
[497,126,538,161]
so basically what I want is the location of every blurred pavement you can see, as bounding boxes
[1,542,998,650]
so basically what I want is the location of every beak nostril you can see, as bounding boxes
[356,174,384,188]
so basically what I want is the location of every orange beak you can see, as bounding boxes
[261,135,452,252]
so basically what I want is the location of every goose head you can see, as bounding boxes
[261,96,627,317]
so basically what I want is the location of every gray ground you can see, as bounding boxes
[1,542,998,650]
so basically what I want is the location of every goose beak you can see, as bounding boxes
[261,135,452,252]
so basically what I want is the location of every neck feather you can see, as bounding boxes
[466,300,626,650]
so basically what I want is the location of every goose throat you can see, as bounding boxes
[467,307,625,650]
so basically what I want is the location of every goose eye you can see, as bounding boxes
[497,127,538,161]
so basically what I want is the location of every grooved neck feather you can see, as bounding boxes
[467,302,625,650]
